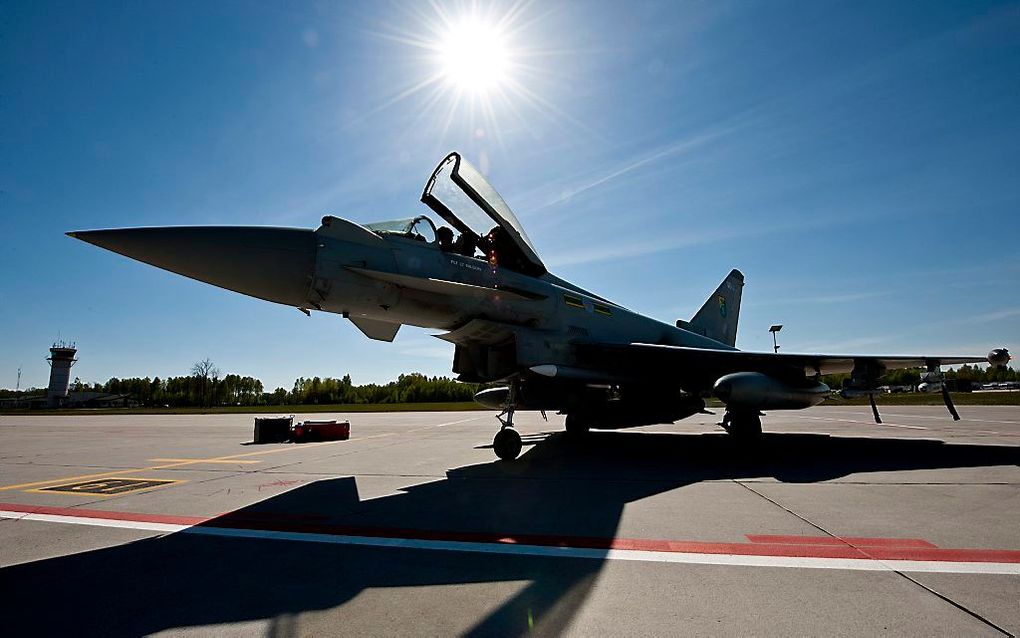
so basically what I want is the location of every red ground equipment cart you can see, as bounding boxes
[292,419,351,442]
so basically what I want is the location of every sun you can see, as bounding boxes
[437,18,510,94]
[355,2,571,147]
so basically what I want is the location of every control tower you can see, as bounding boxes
[46,341,78,407]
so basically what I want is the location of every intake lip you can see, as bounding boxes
[68,226,317,307]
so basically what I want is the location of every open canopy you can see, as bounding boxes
[421,152,545,275]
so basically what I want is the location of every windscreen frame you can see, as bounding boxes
[421,152,546,274]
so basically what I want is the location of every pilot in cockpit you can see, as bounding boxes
[436,226,454,252]
[479,226,526,271]
[453,230,479,258]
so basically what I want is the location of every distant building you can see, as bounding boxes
[47,342,78,407]
[0,342,136,410]
[0,392,134,410]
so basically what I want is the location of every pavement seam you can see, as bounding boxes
[734,480,1015,636]
[892,572,1014,636]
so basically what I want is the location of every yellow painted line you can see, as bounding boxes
[353,433,398,441]
[23,488,119,497]
[2,415,481,493]
[0,444,331,492]
[25,477,185,497]
[147,457,261,463]
[351,416,485,440]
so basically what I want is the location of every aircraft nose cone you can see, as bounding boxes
[68,226,316,307]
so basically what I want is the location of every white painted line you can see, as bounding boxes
[821,410,1020,426]
[435,416,488,427]
[0,510,184,533]
[877,410,1020,424]
[2,508,1017,575]
[878,423,929,431]
[788,415,928,430]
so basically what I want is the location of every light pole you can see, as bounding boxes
[769,325,783,353]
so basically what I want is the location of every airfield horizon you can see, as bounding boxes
[2,391,1019,417]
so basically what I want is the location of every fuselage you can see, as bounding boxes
[317,217,733,365]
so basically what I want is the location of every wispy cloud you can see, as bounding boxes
[530,128,733,213]
[748,290,891,308]
[787,335,894,354]
[545,226,741,267]
[917,306,1020,330]
[395,339,454,360]
[544,214,848,268]
[970,307,1020,323]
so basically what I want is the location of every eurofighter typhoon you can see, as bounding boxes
[70,152,1010,460]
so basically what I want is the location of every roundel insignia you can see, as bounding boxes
[718,295,728,318]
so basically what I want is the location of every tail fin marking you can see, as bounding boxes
[677,269,744,347]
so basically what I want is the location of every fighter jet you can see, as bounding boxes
[69,152,1011,460]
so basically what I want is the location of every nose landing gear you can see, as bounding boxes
[492,383,523,461]
[493,426,522,461]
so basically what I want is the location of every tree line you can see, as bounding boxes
[821,363,1019,389]
[4,360,1015,406]
[0,361,479,407]
[281,373,478,405]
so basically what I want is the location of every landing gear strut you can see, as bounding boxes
[492,384,522,461]
[720,410,762,438]
[564,413,589,437]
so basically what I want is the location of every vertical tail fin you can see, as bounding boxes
[677,269,744,347]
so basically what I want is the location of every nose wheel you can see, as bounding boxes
[493,427,522,461]
[492,384,523,461]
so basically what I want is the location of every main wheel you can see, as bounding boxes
[725,412,762,439]
[493,428,523,461]
[564,413,589,437]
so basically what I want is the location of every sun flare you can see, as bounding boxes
[359,2,567,147]
[438,19,510,94]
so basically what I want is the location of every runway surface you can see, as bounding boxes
[1,406,1018,636]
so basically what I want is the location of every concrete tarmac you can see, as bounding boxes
[1,406,1018,637]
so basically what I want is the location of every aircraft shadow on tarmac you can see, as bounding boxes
[3,431,1018,637]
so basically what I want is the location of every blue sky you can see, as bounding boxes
[2,0,1018,391]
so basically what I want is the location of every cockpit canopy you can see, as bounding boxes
[364,216,437,243]
[421,152,545,276]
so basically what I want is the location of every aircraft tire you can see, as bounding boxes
[724,411,762,439]
[564,413,589,437]
[493,428,522,461]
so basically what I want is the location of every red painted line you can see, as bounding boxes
[221,512,332,524]
[3,502,1018,564]
[747,535,938,549]
[863,547,1020,563]
[0,502,206,526]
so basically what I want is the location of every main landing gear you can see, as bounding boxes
[719,410,762,438]
[564,413,589,437]
[492,385,522,461]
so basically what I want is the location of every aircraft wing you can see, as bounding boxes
[576,342,989,389]
[346,266,547,301]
